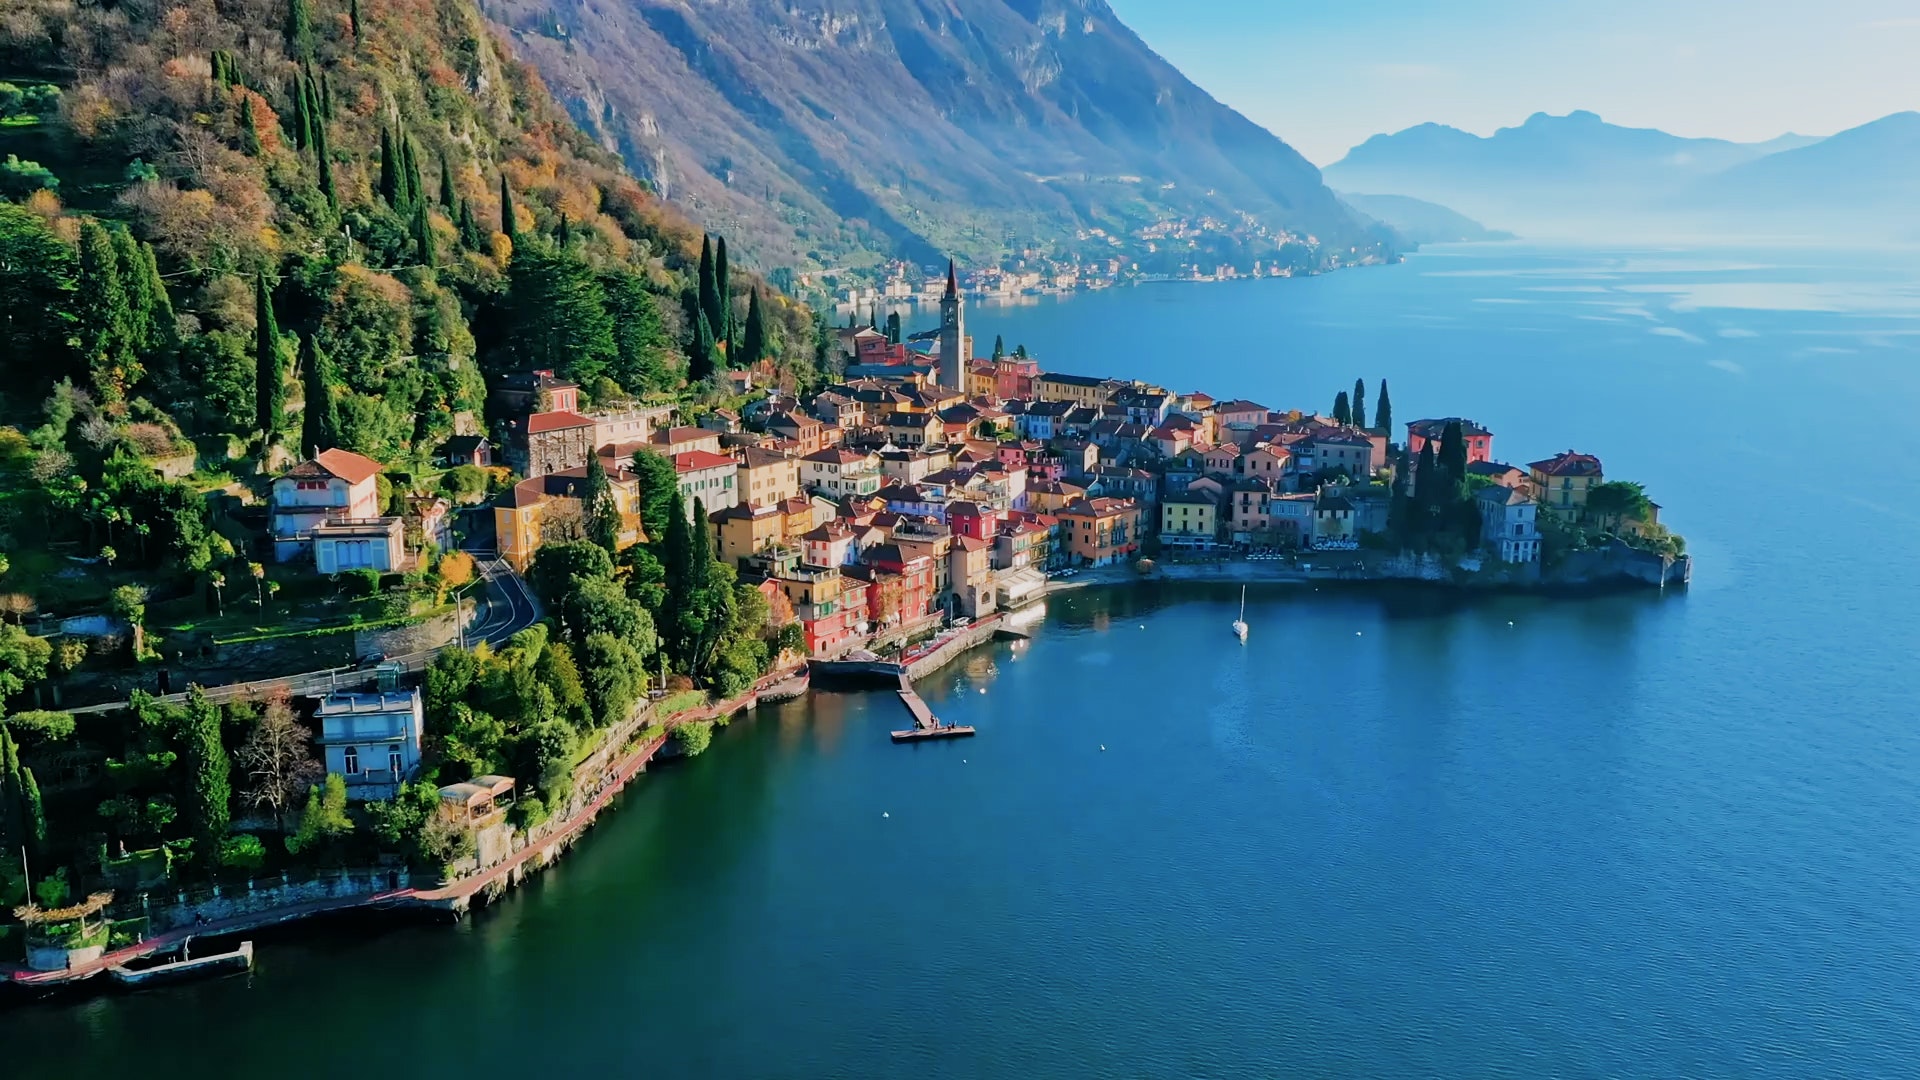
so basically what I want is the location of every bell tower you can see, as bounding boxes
[938,259,966,392]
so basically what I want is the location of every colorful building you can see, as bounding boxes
[1057,497,1141,567]
[1528,450,1604,515]
[1407,418,1494,464]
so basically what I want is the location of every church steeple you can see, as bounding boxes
[937,257,966,392]
[944,259,958,299]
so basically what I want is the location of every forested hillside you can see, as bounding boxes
[0,0,817,483]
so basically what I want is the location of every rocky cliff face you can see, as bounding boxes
[484,0,1384,269]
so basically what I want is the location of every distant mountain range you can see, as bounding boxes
[1338,193,1514,245]
[1323,110,1916,240]
[487,0,1389,273]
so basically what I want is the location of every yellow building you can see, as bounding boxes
[1057,497,1141,567]
[739,446,800,507]
[711,502,787,567]
[1035,372,1119,408]
[1528,450,1604,516]
[1159,491,1218,550]
[495,465,646,571]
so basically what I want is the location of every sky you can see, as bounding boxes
[1104,0,1920,165]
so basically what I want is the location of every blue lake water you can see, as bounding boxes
[8,243,1920,1077]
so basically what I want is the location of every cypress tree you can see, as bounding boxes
[300,335,339,454]
[238,93,262,155]
[739,288,766,371]
[255,273,285,441]
[182,687,232,864]
[109,226,155,357]
[378,126,399,206]
[211,50,227,87]
[20,766,44,856]
[714,236,732,344]
[287,0,313,59]
[439,153,457,209]
[499,173,517,241]
[1438,419,1469,492]
[320,71,333,120]
[697,235,721,349]
[556,213,571,248]
[135,237,176,353]
[459,198,481,249]
[992,334,1005,361]
[290,76,312,151]
[1413,440,1439,531]
[411,199,436,266]
[1332,390,1351,426]
[1352,378,1367,430]
[662,489,694,667]
[76,220,137,402]
[349,0,361,39]
[1374,379,1393,438]
[0,726,23,857]
[402,137,423,210]
[584,453,620,555]
[688,310,717,383]
[507,240,617,383]
[314,113,337,209]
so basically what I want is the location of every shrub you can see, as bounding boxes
[344,567,383,598]
[674,720,713,757]
[440,465,487,502]
[220,833,267,871]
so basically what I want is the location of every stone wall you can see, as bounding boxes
[146,869,413,933]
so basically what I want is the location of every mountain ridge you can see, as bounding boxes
[485,0,1389,276]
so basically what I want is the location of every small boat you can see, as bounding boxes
[1232,585,1249,642]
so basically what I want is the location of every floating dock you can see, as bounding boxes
[891,675,976,742]
[108,939,254,988]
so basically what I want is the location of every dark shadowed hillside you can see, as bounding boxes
[483,0,1388,273]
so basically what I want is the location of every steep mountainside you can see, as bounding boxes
[1324,111,1817,234]
[484,0,1387,273]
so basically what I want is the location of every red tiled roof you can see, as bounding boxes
[526,410,595,434]
[1530,451,1603,477]
[285,447,383,485]
[655,425,718,444]
[673,450,736,473]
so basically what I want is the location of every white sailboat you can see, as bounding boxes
[1232,585,1249,642]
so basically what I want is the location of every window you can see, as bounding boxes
[390,750,404,776]
[343,745,360,775]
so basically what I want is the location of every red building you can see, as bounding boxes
[947,500,1000,541]
[1406,418,1494,464]
[860,543,935,624]
[994,354,1039,400]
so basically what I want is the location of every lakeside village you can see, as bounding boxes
[0,263,1685,991]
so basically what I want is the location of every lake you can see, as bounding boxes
[8,243,1920,1077]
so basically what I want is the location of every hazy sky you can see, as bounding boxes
[1105,0,1920,165]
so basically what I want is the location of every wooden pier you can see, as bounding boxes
[891,675,976,742]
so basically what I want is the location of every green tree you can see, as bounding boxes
[992,334,1005,361]
[439,153,457,209]
[739,288,768,371]
[348,0,361,38]
[529,541,615,610]
[0,622,53,699]
[111,226,171,361]
[238,93,262,155]
[662,489,698,668]
[602,270,672,394]
[562,577,654,653]
[378,126,400,207]
[286,0,312,58]
[299,335,340,455]
[1352,378,1368,430]
[1332,390,1351,426]
[314,109,337,209]
[507,241,616,384]
[75,220,138,402]
[581,633,643,727]
[697,235,722,351]
[0,204,78,380]
[714,235,733,345]
[1412,440,1439,531]
[1374,379,1392,437]
[628,450,679,551]
[181,686,232,862]
[1438,419,1469,492]
[688,309,717,383]
[499,173,516,242]
[0,725,26,857]
[286,774,353,855]
[1587,481,1654,527]
[411,198,436,266]
[583,452,621,554]
[255,273,286,441]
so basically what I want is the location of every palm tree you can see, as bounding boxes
[249,562,266,608]
[209,570,226,616]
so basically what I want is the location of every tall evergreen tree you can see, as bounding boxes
[0,725,24,858]
[739,288,767,371]
[583,453,620,555]
[182,687,232,864]
[499,173,517,242]
[697,236,722,348]
[1352,378,1367,430]
[714,236,732,345]
[556,213,571,248]
[286,0,313,59]
[602,270,671,394]
[238,93,262,155]
[289,76,312,150]
[1374,379,1392,438]
[458,198,482,249]
[992,334,1005,361]
[1332,390,1351,426]
[662,489,696,668]
[688,310,717,384]
[507,241,617,384]
[686,495,730,674]
[348,0,361,39]
[378,126,399,206]
[402,137,422,210]
[122,231,174,355]
[20,765,44,857]
[883,311,901,345]
[300,335,339,454]
[439,154,457,209]
[255,273,285,441]
[1412,440,1439,530]
[314,114,337,209]
[411,198,436,266]
[1438,419,1468,487]
[319,71,333,120]
[76,220,137,402]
